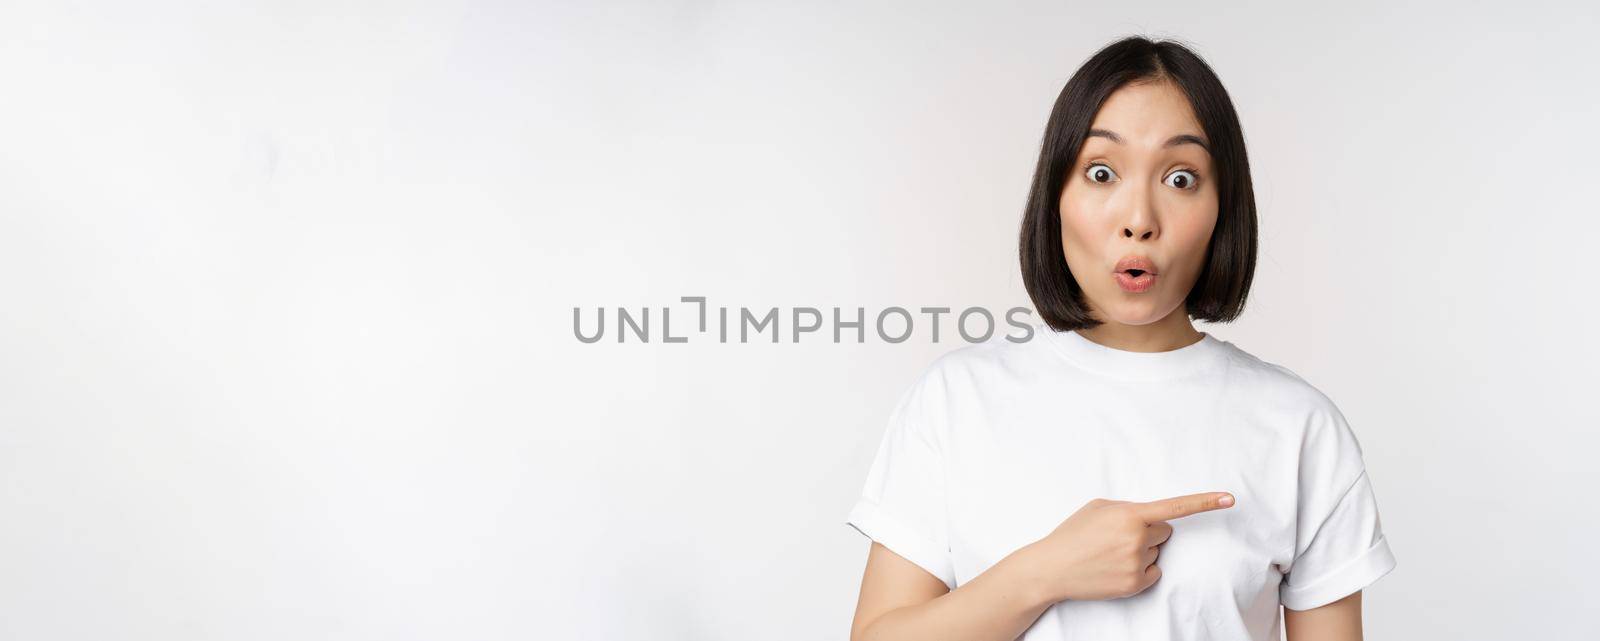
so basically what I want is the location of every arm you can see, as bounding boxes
[849,542,1053,641]
[1283,590,1362,641]
[849,493,1236,641]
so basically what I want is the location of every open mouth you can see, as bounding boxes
[1114,266,1157,293]
[1113,256,1158,292]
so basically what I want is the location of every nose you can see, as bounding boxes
[1121,184,1158,240]
[1123,222,1156,240]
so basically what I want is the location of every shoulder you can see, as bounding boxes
[1217,341,1368,463]
[907,328,1054,393]
[1214,340,1345,419]
[883,331,1051,431]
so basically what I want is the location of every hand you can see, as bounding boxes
[1022,491,1235,603]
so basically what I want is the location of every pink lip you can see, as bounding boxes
[1114,255,1158,273]
[1112,255,1159,293]
[1114,271,1157,292]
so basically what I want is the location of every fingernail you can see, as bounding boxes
[1218,494,1234,507]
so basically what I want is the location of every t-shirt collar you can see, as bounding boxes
[1041,323,1229,382]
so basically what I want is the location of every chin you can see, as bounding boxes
[1099,299,1170,326]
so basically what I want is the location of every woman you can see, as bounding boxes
[846,36,1396,641]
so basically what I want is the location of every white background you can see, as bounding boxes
[2,1,1596,639]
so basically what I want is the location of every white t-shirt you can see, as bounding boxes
[846,324,1396,640]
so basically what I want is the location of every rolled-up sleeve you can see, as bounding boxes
[1279,404,1397,611]
[845,373,955,590]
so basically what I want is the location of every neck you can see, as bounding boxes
[1075,306,1204,353]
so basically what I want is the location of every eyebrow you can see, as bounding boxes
[1087,128,1210,152]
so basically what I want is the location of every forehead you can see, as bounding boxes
[1089,80,1204,140]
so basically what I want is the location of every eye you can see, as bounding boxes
[1086,163,1118,184]
[1164,169,1199,190]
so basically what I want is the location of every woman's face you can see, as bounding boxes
[1058,79,1218,327]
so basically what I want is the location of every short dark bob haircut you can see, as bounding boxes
[1019,36,1257,332]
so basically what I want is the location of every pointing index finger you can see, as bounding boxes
[1131,492,1235,523]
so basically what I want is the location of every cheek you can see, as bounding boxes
[1057,186,1107,246]
[1166,196,1219,268]
[1171,207,1217,239]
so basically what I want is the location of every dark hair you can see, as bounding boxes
[1019,36,1257,332]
